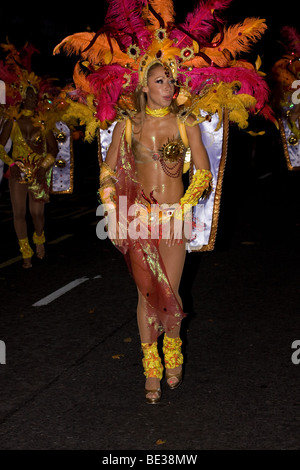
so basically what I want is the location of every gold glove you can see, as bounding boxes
[0,144,14,166]
[40,154,56,170]
[174,169,213,220]
[99,162,117,209]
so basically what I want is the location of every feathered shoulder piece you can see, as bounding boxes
[54,0,274,132]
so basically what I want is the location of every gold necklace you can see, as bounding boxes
[21,109,34,117]
[145,106,170,117]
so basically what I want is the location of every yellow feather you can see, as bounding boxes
[61,96,99,143]
[192,40,199,54]
[104,51,113,64]
[191,82,257,130]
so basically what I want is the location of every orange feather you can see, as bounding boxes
[143,0,175,29]
[207,18,267,62]
[54,32,133,67]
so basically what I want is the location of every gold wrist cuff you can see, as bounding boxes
[40,154,56,169]
[100,162,117,187]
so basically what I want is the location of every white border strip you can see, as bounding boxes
[32,277,89,307]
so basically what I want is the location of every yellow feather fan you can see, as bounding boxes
[61,95,99,143]
[191,82,257,130]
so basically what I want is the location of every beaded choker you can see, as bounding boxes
[145,106,170,117]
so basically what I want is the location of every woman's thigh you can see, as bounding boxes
[8,178,28,215]
[28,191,45,217]
[159,238,186,294]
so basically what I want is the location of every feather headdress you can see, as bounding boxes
[54,0,273,131]
[270,26,300,111]
[0,42,59,106]
[0,41,65,134]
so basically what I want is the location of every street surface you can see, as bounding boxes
[0,131,299,452]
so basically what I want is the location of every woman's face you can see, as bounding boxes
[143,65,175,109]
[24,87,38,110]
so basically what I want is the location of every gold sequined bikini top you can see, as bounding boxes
[10,121,46,163]
[127,118,189,177]
[132,133,185,162]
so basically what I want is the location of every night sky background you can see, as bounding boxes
[0,0,298,85]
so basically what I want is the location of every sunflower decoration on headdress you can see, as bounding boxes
[54,0,275,135]
[0,41,64,134]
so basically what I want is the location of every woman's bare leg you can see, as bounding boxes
[133,239,186,395]
[159,238,186,385]
[9,178,33,267]
[29,192,45,236]
[29,192,45,258]
[136,290,162,398]
[135,239,186,342]
[8,178,28,240]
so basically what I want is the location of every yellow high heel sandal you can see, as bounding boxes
[163,336,184,390]
[33,231,46,259]
[141,342,164,404]
[18,238,34,269]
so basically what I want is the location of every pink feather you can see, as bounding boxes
[184,65,270,111]
[19,44,40,72]
[88,64,130,122]
[257,104,277,125]
[182,0,233,42]
[105,0,151,50]
[280,26,300,56]
[0,61,18,84]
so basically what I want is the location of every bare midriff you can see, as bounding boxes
[132,113,185,205]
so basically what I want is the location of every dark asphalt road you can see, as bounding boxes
[0,131,299,454]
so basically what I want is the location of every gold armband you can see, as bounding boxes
[0,144,14,166]
[40,154,56,169]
